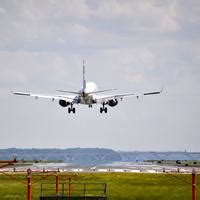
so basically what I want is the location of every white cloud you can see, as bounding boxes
[0,0,181,51]
[92,0,180,32]
[0,51,74,89]
[0,6,6,15]
[178,1,200,24]
[0,0,200,151]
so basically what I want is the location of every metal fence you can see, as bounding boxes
[40,182,107,200]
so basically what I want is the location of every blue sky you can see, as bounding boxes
[0,0,200,151]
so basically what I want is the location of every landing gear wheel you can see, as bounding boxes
[72,107,76,113]
[100,107,107,113]
[68,105,75,114]
[100,102,108,113]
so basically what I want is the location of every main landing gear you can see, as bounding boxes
[68,104,75,114]
[100,103,107,113]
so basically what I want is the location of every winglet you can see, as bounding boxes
[160,86,164,93]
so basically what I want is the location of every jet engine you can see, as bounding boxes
[108,99,118,107]
[59,100,70,107]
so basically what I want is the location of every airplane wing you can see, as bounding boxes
[13,92,75,102]
[96,93,135,103]
[96,89,162,103]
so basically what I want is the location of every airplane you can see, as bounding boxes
[13,61,162,114]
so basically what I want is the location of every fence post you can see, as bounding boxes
[27,169,31,200]
[56,175,59,195]
[68,177,72,200]
[84,183,86,196]
[62,183,64,196]
[192,169,196,200]
[104,183,107,196]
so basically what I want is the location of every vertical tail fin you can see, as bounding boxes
[83,60,86,90]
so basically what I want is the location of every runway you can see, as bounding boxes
[1,162,200,174]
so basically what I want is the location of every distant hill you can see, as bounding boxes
[0,148,200,165]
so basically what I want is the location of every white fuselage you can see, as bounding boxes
[75,81,98,105]
[79,94,95,105]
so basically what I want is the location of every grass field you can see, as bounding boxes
[0,172,199,200]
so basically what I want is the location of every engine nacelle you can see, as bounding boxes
[108,99,118,107]
[59,100,70,107]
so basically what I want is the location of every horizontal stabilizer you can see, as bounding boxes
[56,90,80,95]
[88,89,116,94]
[56,89,116,95]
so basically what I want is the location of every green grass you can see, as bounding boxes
[0,172,199,199]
